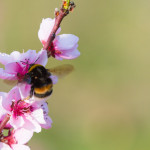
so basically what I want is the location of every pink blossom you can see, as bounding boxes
[0,95,11,129]
[38,18,80,60]
[0,50,48,80]
[0,128,32,150]
[0,86,52,133]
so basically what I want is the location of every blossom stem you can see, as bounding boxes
[43,1,75,57]
[0,114,10,133]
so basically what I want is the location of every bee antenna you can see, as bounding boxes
[34,57,40,64]
[20,60,26,64]
[20,58,31,66]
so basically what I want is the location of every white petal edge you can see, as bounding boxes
[36,50,48,66]
[12,144,30,150]
[54,34,79,50]
[14,128,33,144]
[31,108,46,124]
[38,18,61,43]
[0,142,11,150]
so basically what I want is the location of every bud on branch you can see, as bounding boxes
[43,1,76,57]
[63,0,70,10]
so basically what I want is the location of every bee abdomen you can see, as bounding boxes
[34,89,53,98]
[34,84,53,98]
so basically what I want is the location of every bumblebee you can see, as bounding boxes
[5,64,74,99]
[24,64,74,99]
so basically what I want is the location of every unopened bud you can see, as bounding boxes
[54,8,59,17]
[63,0,70,10]
[70,1,75,6]
[69,1,76,12]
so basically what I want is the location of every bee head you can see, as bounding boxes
[24,73,32,84]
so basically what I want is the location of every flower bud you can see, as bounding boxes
[54,8,59,17]
[63,0,70,10]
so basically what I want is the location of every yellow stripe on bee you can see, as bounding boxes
[34,84,53,94]
[28,64,43,73]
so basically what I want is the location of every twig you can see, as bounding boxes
[0,114,10,133]
[43,0,75,57]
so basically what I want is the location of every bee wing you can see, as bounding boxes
[48,64,74,78]
[3,79,18,86]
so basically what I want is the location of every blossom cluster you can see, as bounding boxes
[0,18,80,150]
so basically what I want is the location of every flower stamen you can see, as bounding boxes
[11,100,32,118]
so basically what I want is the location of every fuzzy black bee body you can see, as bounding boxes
[25,64,53,98]
[4,63,74,100]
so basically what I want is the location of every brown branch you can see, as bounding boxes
[0,114,10,133]
[43,8,67,57]
[43,1,75,57]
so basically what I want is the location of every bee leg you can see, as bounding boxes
[30,85,34,97]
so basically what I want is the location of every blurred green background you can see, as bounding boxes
[1,0,150,149]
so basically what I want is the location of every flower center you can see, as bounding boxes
[0,130,17,146]
[16,58,32,80]
[11,100,33,118]
[47,42,62,57]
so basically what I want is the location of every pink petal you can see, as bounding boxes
[8,86,21,102]
[0,68,16,80]
[38,18,61,44]
[5,62,22,74]
[2,87,21,111]
[58,48,80,60]
[0,95,12,128]
[0,93,8,120]
[54,55,63,60]
[0,53,12,65]
[2,87,17,111]
[10,51,21,62]
[0,92,7,101]
[35,50,48,66]
[29,101,52,129]
[18,83,31,100]
[31,108,46,124]
[14,128,33,144]
[12,144,30,150]
[51,75,58,84]
[54,34,79,50]
[23,116,41,133]
[10,116,25,129]
[0,51,21,65]
[30,96,48,102]
[31,101,49,110]
[21,50,37,64]
[40,116,52,129]
[41,102,49,114]
[0,142,11,150]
